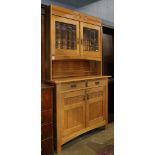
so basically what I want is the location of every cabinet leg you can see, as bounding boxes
[104,121,108,129]
[57,143,62,153]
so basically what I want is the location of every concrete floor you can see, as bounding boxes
[54,123,114,155]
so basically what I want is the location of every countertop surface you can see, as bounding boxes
[47,75,112,84]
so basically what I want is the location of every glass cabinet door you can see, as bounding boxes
[51,15,80,58]
[80,23,101,59]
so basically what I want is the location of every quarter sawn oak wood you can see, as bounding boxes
[44,4,110,153]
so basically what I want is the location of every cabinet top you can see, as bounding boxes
[50,5,102,26]
[46,75,111,84]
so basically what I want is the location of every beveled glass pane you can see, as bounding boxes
[83,27,98,52]
[55,21,77,50]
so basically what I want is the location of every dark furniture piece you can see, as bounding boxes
[42,4,46,83]
[41,85,54,155]
[41,5,54,155]
[102,25,114,122]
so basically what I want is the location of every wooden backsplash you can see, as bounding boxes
[52,60,101,79]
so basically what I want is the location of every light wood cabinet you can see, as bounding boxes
[45,4,111,153]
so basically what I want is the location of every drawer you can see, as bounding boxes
[41,138,53,155]
[41,89,52,111]
[41,123,53,140]
[41,110,53,124]
[61,81,85,91]
[87,79,104,87]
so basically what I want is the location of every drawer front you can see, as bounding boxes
[61,81,85,91]
[41,89,52,110]
[41,138,53,155]
[41,123,53,140]
[41,110,52,124]
[87,79,104,87]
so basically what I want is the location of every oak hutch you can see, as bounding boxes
[45,5,110,153]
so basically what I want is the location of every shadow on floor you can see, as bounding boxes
[54,123,114,155]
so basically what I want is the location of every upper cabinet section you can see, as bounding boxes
[50,5,102,61]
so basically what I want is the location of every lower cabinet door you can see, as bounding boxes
[62,90,86,137]
[86,86,106,127]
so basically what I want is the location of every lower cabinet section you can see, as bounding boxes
[41,138,53,155]
[55,77,108,153]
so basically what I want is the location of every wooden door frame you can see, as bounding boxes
[80,22,102,59]
[51,15,80,57]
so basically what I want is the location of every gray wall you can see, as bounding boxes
[41,0,114,26]
[41,0,76,9]
[76,0,114,26]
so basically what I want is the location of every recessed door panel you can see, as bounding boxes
[86,86,106,127]
[61,90,86,137]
